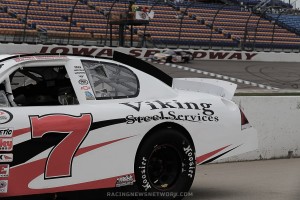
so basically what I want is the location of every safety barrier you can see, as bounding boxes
[216,96,300,163]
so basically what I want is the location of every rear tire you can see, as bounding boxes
[134,128,195,200]
[166,57,172,63]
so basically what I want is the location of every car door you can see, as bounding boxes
[0,58,104,196]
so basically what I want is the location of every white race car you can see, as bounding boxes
[0,52,257,199]
[152,50,193,63]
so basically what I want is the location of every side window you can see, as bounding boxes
[82,60,139,99]
[10,66,78,106]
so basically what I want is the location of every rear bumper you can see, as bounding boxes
[213,127,258,162]
[196,126,258,164]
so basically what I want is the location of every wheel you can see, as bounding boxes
[134,128,195,200]
[166,57,172,63]
[184,58,189,63]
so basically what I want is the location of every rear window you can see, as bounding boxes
[82,60,139,99]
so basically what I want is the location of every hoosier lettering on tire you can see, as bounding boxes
[134,128,196,200]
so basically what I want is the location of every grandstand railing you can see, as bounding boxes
[0,0,299,52]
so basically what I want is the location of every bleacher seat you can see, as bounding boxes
[0,0,298,49]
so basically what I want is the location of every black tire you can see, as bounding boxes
[134,128,195,200]
[166,57,172,63]
[184,58,189,63]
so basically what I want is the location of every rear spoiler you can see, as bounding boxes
[172,78,237,100]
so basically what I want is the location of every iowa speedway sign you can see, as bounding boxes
[39,46,257,61]
[0,44,298,62]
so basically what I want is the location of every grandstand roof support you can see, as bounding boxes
[271,9,287,50]
[22,0,33,43]
[209,4,228,49]
[177,1,196,48]
[104,0,119,46]
[67,0,80,45]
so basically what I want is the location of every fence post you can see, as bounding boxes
[252,7,270,50]
[271,10,286,50]
[22,0,33,43]
[67,0,80,45]
[242,12,254,50]
[104,0,119,46]
[177,1,196,48]
[209,4,227,49]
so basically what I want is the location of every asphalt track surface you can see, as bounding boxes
[150,60,300,90]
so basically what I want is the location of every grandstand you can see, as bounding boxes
[0,0,299,51]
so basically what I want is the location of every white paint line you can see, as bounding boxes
[251,82,258,87]
[146,59,279,90]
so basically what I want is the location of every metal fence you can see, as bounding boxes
[1,0,300,52]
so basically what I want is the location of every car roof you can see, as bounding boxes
[0,52,173,87]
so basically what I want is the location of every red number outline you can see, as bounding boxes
[29,113,92,179]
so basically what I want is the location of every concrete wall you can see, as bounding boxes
[1,44,300,62]
[217,96,300,162]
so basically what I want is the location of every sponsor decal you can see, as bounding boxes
[11,118,127,167]
[85,91,95,100]
[29,113,92,179]
[0,138,13,151]
[125,111,218,124]
[78,79,88,85]
[74,69,85,72]
[115,175,134,187]
[0,180,8,193]
[0,110,13,124]
[121,100,219,124]
[74,66,82,69]
[0,164,9,177]
[139,157,151,191]
[78,75,84,78]
[0,128,13,137]
[81,86,91,90]
[0,154,13,162]
[40,46,258,60]
[183,145,195,178]
[75,72,86,75]
[120,100,214,113]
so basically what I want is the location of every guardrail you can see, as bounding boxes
[215,95,300,163]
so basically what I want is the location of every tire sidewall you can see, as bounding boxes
[134,129,195,199]
[166,57,172,63]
